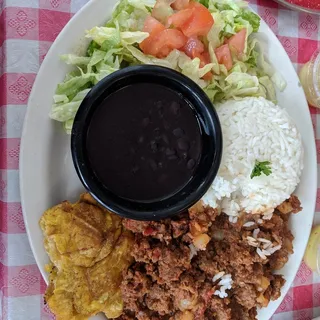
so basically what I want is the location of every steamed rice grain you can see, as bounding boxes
[202,97,303,218]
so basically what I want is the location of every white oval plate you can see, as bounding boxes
[20,1,317,319]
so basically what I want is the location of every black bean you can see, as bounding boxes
[138,136,144,143]
[162,134,169,144]
[173,128,184,137]
[187,159,196,170]
[168,155,178,160]
[154,127,161,137]
[142,118,150,127]
[177,138,189,151]
[150,140,158,152]
[131,165,139,174]
[170,101,180,116]
[181,152,188,160]
[154,101,163,117]
[149,159,157,171]
[165,148,175,156]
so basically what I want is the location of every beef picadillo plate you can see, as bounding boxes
[20,0,317,319]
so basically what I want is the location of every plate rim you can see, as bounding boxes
[19,1,318,318]
[19,0,99,283]
[274,0,320,15]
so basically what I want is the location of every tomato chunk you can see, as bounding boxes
[143,16,166,35]
[199,51,211,65]
[194,51,212,80]
[140,29,187,58]
[167,2,213,37]
[202,71,213,81]
[171,0,190,10]
[183,37,205,58]
[181,37,212,80]
[226,28,247,55]
[215,44,233,71]
[167,8,193,29]
[181,2,214,37]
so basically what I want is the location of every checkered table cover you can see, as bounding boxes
[0,0,320,319]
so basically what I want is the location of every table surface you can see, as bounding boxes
[0,0,320,319]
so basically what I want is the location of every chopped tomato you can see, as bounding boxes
[226,28,247,56]
[181,2,214,37]
[143,16,166,36]
[183,37,205,58]
[199,51,211,65]
[140,2,213,66]
[167,8,193,29]
[171,0,190,10]
[140,29,187,58]
[202,72,212,81]
[191,50,212,80]
[182,37,212,80]
[197,51,213,81]
[167,2,214,37]
[215,44,233,71]
[140,35,155,56]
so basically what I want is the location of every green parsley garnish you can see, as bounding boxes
[251,161,272,179]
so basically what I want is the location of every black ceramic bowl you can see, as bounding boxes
[71,65,222,221]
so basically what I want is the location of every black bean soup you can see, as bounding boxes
[86,83,202,202]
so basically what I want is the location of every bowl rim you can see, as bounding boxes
[71,65,222,221]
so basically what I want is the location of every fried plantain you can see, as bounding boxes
[41,193,134,319]
[40,194,123,269]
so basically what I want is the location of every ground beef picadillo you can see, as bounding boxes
[119,195,302,320]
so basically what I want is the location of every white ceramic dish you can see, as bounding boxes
[20,0,317,319]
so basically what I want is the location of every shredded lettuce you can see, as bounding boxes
[50,0,286,133]
[178,55,215,88]
[85,26,149,47]
[240,10,260,33]
[50,89,91,122]
[255,41,287,91]
[126,45,180,68]
[60,54,91,66]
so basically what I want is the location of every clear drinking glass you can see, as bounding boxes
[299,49,320,108]
[304,225,320,275]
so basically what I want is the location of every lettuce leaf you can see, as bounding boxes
[178,55,214,88]
[50,89,91,122]
[240,10,260,33]
[126,45,180,69]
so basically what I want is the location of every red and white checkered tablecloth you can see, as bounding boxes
[0,0,320,319]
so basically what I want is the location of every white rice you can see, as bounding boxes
[247,229,282,260]
[213,272,233,299]
[212,271,225,282]
[263,212,274,220]
[253,228,260,239]
[202,97,303,218]
[247,236,259,247]
[243,221,255,227]
[189,244,199,260]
